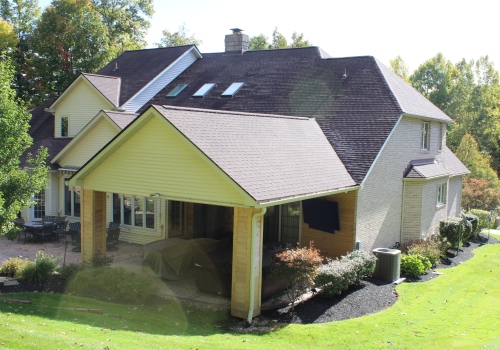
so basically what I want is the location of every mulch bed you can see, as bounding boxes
[261,233,498,324]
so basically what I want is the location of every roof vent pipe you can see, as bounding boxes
[225,28,249,53]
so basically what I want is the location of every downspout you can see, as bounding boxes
[247,207,267,324]
[400,180,406,245]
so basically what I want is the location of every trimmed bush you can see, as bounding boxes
[16,251,59,282]
[316,259,357,297]
[67,267,158,303]
[468,209,493,232]
[440,217,463,249]
[270,243,322,310]
[461,218,473,242]
[400,254,431,277]
[340,250,377,284]
[0,257,31,277]
[403,235,444,267]
[58,263,83,280]
[463,213,480,239]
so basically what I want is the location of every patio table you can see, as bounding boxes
[24,221,54,243]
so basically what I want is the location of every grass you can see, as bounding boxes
[1,235,500,349]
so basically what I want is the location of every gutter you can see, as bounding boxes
[247,207,267,324]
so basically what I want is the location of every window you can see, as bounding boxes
[438,123,443,151]
[192,83,216,98]
[61,117,68,137]
[113,194,155,229]
[166,84,188,98]
[437,183,447,206]
[32,191,45,220]
[263,201,301,245]
[221,82,245,97]
[421,122,430,151]
[64,183,80,217]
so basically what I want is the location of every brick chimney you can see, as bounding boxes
[224,28,249,53]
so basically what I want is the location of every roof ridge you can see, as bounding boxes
[122,45,195,53]
[372,58,404,114]
[157,105,312,121]
[103,110,138,115]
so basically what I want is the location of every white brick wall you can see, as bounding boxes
[356,116,455,250]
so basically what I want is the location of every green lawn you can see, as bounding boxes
[1,237,500,349]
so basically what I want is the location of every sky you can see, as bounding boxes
[38,0,499,73]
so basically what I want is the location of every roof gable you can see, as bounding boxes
[83,74,121,107]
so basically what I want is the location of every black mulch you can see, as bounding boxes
[261,233,498,324]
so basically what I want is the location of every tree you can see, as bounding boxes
[389,55,409,81]
[155,23,201,48]
[91,0,153,55]
[462,178,500,211]
[248,28,312,51]
[30,0,111,99]
[0,58,48,239]
[289,32,311,48]
[455,133,499,184]
[1,0,41,105]
[0,19,17,52]
[248,33,268,50]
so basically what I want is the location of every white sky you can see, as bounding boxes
[38,0,499,72]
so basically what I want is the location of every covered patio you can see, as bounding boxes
[68,105,358,320]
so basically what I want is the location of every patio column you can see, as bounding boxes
[81,189,107,263]
[231,207,264,320]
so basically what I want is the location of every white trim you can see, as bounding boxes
[360,115,403,189]
[120,47,201,109]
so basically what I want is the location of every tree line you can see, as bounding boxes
[391,54,500,210]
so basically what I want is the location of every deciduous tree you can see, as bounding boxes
[455,133,499,185]
[0,59,48,238]
[389,55,409,81]
[155,23,201,48]
[248,28,312,51]
[462,178,500,211]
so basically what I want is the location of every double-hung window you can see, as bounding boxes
[113,194,155,229]
[437,183,447,206]
[61,117,69,137]
[64,183,80,217]
[421,122,430,151]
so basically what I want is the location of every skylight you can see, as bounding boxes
[221,82,245,97]
[166,84,188,98]
[192,83,216,98]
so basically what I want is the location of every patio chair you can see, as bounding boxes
[106,222,121,251]
[52,216,68,239]
[69,222,81,252]
[14,217,30,243]
[41,221,57,243]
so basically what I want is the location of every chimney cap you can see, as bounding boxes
[230,28,244,34]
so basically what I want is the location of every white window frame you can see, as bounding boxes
[438,123,443,152]
[113,194,155,230]
[421,122,430,151]
[31,190,46,221]
[436,183,447,207]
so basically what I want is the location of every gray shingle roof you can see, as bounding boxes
[405,162,451,179]
[21,137,72,170]
[375,59,452,122]
[153,105,357,203]
[83,74,121,107]
[104,111,138,129]
[96,45,195,105]
[442,146,470,176]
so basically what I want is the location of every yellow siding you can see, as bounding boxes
[55,79,113,137]
[301,191,356,259]
[59,118,118,168]
[83,116,246,206]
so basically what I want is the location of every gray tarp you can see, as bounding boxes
[142,238,220,280]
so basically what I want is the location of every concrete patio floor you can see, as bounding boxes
[0,234,231,309]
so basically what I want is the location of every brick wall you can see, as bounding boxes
[356,116,448,250]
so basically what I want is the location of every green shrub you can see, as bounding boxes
[468,209,493,232]
[16,251,59,282]
[463,213,480,239]
[67,267,158,303]
[316,259,357,297]
[89,253,113,268]
[58,263,83,280]
[440,217,463,249]
[403,235,444,267]
[271,244,323,310]
[0,257,31,277]
[461,218,473,242]
[400,254,431,277]
[340,250,377,284]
